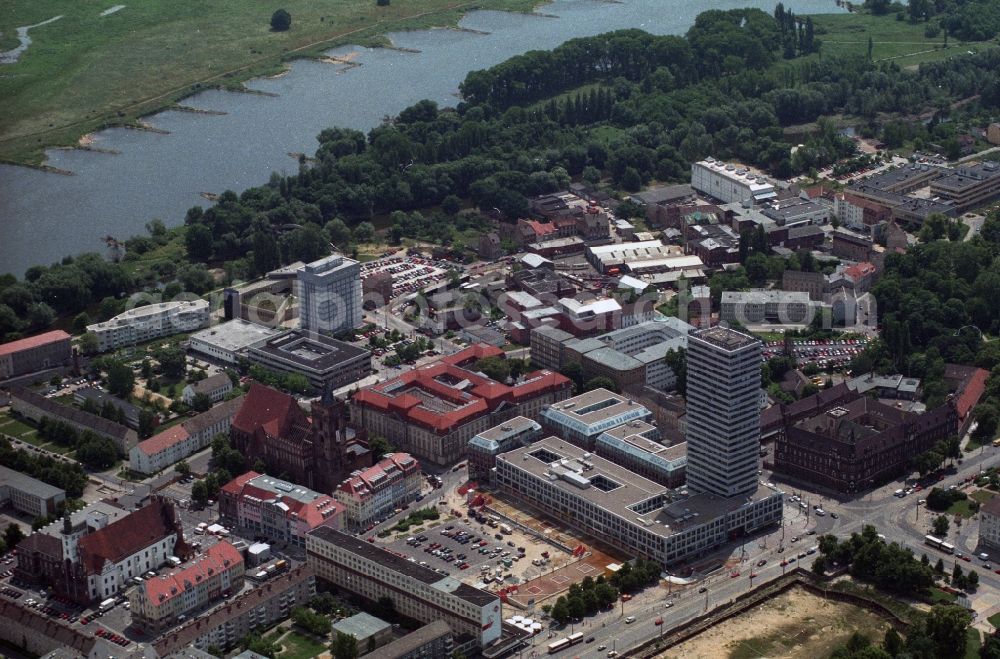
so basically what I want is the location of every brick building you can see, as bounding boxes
[0,331,72,380]
[230,384,369,494]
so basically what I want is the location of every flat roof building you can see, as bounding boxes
[494,438,781,567]
[685,327,761,499]
[930,161,1000,211]
[87,300,209,353]
[298,254,363,336]
[0,331,72,381]
[467,416,543,482]
[691,158,776,205]
[594,421,686,487]
[189,320,283,365]
[0,465,66,518]
[367,620,453,659]
[247,329,371,392]
[306,527,503,652]
[539,388,652,450]
[333,612,393,651]
[721,290,816,326]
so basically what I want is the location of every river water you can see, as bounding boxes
[0,0,844,277]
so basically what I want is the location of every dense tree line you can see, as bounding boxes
[4,7,1000,340]
[817,525,934,596]
[0,437,88,497]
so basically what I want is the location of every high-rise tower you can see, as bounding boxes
[684,326,761,498]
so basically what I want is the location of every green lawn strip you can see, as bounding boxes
[971,490,996,505]
[809,13,995,64]
[966,626,982,659]
[989,612,1000,630]
[0,0,540,164]
[927,587,957,604]
[275,629,328,659]
[947,499,977,518]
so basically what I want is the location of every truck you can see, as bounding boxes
[500,523,512,535]
[167,556,182,567]
[99,598,116,613]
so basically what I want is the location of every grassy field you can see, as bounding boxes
[275,630,328,659]
[810,13,999,68]
[0,0,539,165]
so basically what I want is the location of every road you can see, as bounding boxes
[543,440,1000,657]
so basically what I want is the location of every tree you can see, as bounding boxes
[353,221,376,243]
[184,223,214,261]
[933,515,949,537]
[924,604,972,657]
[582,376,619,394]
[376,0,391,6]
[191,392,213,413]
[270,9,291,31]
[138,409,158,439]
[550,597,571,625]
[177,263,214,294]
[812,555,826,575]
[72,312,91,334]
[192,480,209,506]
[106,360,135,399]
[175,460,191,477]
[3,523,24,549]
[79,332,99,355]
[292,606,332,636]
[325,218,352,248]
[934,557,945,574]
[331,632,358,659]
[441,195,461,216]
[76,435,118,469]
[664,348,687,396]
[368,434,395,458]
[155,345,187,380]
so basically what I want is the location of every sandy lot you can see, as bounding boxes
[658,587,893,659]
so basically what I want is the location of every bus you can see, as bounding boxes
[993,438,1000,448]
[567,632,584,646]
[925,535,955,554]
[547,639,570,654]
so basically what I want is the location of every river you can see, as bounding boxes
[0,0,844,277]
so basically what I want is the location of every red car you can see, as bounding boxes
[730,571,740,578]
[655,617,663,626]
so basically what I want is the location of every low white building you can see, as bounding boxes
[0,465,65,518]
[691,158,776,205]
[188,319,282,365]
[129,396,244,475]
[181,373,233,405]
[87,300,210,352]
[721,289,815,325]
[335,453,422,530]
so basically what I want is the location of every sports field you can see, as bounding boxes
[0,0,537,165]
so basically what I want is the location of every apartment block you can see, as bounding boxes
[691,158,775,204]
[130,396,245,475]
[87,300,209,352]
[306,527,502,652]
[130,542,245,633]
[467,417,543,482]
[153,566,316,656]
[335,453,422,531]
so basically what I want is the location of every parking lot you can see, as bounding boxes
[360,255,458,298]
[762,337,871,370]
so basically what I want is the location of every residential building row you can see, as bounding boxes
[11,387,138,455]
[305,527,503,654]
[87,300,210,353]
[335,453,423,531]
[152,566,315,656]
[130,541,245,633]
[129,395,245,475]
[219,471,345,546]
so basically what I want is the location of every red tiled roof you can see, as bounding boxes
[284,495,344,529]
[0,330,70,357]
[137,425,190,457]
[844,262,876,281]
[352,344,570,433]
[78,498,180,574]
[232,383,308,438]
[143,542,243,607]
[220,471,259,497]
[339,452,419,500]
[948,365,989,421]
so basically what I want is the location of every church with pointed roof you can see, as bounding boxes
[230,382,369,494]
